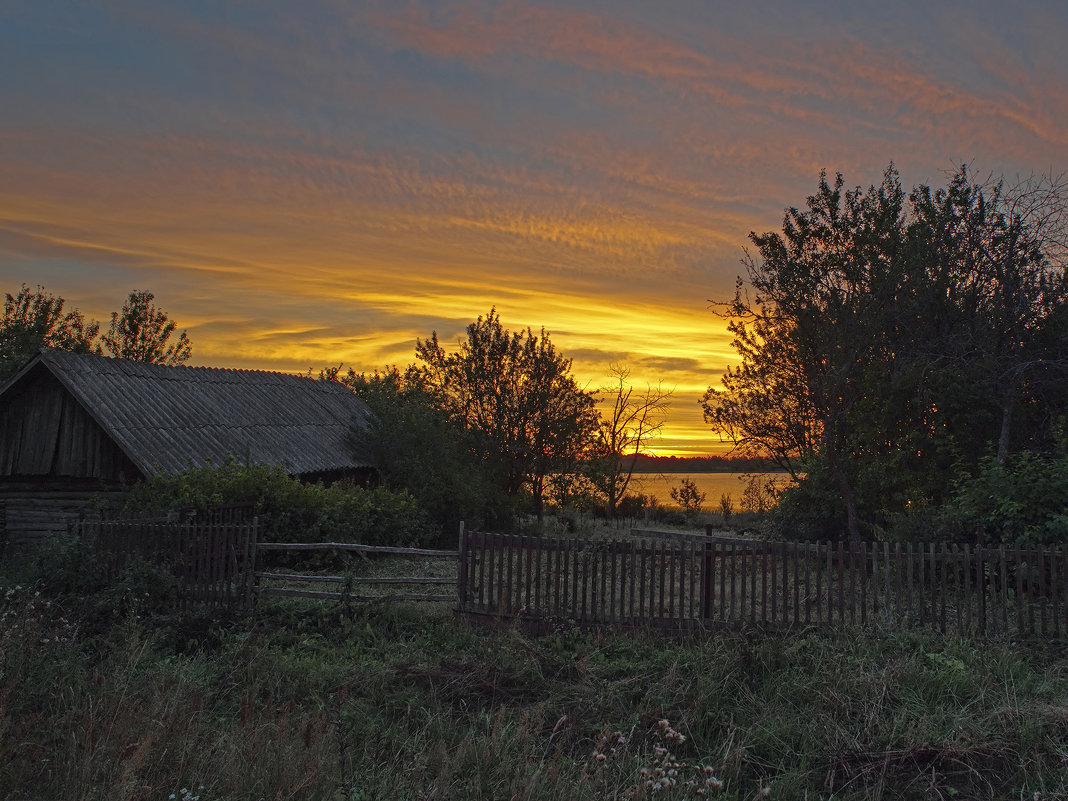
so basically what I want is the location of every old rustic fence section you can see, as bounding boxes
[72,517,1068,639]
[73,516,456,609]
[74,517,258,610]
[254,541,458,602]
[457,531,1068,638]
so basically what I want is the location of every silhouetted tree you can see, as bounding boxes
[0,285,99,379]
[100,290,192,365]
[415,309,598,518]
[705,165,1068,542]
[589,364,671,518]
[341,365,508,536]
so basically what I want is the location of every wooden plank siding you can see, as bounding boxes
[1,486,127,548]
[0,368,141,483]
[457,532,1068,639]
[4,349,376,480]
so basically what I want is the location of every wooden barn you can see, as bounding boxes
[0,349,376,547]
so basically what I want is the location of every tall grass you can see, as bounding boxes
[2,582,1067,800]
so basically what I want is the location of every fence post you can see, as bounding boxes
[244,516,259,609]
[457,521,467,612]
[700,541,715,620]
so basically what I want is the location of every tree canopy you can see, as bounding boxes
[704,166,1068,542]
[100,290,192,365]
[0,285,99,379]
[413,309,598,518]
[0,286,194,378]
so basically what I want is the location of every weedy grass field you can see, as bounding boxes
[2,570,1067,801]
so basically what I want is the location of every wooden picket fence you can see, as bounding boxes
[73,516,1068,639]
[457,531,1068,638]
[73,515,455,609]
[75,517,258,610]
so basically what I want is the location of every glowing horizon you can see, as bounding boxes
[3,1,1067,456]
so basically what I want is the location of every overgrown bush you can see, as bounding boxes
[670,478,705,514]
[766,466,846,541]
[614,493,649,519]
[123,459,435,547]
[0,535,182,631]
[947,452,1068,544]
[346,370,517,536]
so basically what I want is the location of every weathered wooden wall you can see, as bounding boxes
[0,366,142,482]
[1,483,127,548]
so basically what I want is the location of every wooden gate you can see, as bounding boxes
[74,516,258,610]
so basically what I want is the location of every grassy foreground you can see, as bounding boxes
[2,587,1067,801]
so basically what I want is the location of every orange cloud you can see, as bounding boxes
[5,0,1066,456]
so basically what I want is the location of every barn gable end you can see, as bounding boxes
[0,363,143,483]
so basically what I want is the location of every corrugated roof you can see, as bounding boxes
[18,349,374,477]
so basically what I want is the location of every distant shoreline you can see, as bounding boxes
[631,468,790,474]
[626,454,787,473]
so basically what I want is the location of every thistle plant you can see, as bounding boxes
[579,718,727,799]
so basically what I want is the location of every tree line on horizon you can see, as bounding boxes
[0,286,678,531]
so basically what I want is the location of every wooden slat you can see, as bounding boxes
[1015,543,1025,635]
[928,543,936,631]
[653,540,662,619]
[569,538,579,619]
[1051,549,1060,638]
[255,572,454,585]
[760,544,768,624]
[1039,547,1048,637]
[793,542,801,626]
[772,542,781,625]
[686,540,695,622]
[1027,548,1037,636]
[260,587,454,602]
[721,542,730,623]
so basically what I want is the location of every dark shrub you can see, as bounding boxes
[123,459,435,547]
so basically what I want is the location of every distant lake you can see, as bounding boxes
[628,472,791,511]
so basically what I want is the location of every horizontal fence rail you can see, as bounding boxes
[254,541,458,603]
[458,531,1068,638]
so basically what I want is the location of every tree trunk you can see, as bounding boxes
[832,463,862,546]
[532,474,544,521]
[824,419,861,545]
[996,390,1015,465]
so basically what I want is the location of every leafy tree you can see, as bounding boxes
[589,364,671,518]
[100,290,192,365]
[704,165,1068,542]
[701,309,817,480]
[670,478,705,514]
[910,170,1068,464]
[414,309,598,518]
[948,452,1068,544]
[705,168,913,541]
[341,366,509,537]
[0,285,99,379]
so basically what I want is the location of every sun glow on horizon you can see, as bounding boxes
[3,1,1066,458]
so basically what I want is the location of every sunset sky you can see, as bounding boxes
[3,1,1067,455]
